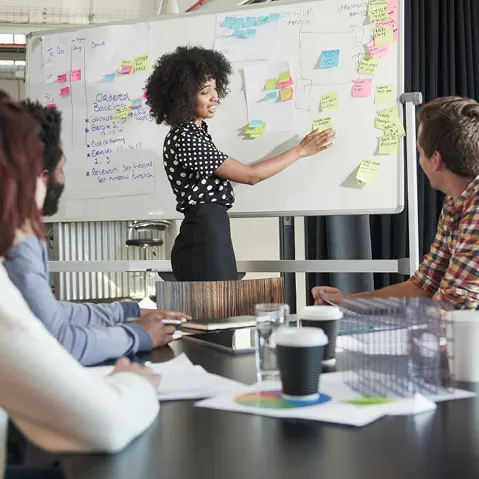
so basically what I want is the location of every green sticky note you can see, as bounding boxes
[264,78,278,90]
[358,55,380,75]
[279,71,291,83]
[368,4,389,22]
[312,116,332,132]
[356,160,381,184]
[113,106,130,120]
[378,135,399,154]
[375,84,395,104]
[133,54,150,73]
[344,396,395,406]
[320,91,339,112]
[374,26,394,46]
[245,121,266,137]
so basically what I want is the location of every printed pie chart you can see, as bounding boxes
[234,390,332,409]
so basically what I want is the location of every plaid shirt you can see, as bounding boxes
[410,176,479,309]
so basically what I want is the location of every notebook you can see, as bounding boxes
[181,315,256,331]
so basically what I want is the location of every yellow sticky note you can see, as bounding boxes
[133,54,150,73]
[320,91,339,112]
[265,78,278,90]
[378,135,399,154]
[358,55,380,75]
[113,106,130,120]
[121,59,133,66]
[245,121,266,137]
[369,0,388,5]
[375,84,395,104]
[369,4,388,23]
[374,26,394,46]
[280,87,293,101]
[383,121,406,138]
[356,160,381,184]
[279,71,291,83]
[312,117,332,132]
[376,106,398,121]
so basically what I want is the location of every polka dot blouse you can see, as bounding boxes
[163,121,235,213]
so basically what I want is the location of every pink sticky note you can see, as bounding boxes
[46,104,56,109]
[59,87,70,97]
[388,0,398,20]
[352,79,372,98]
[368,40,390,58]
[71,69,82,81]
[57,74,67,83]
[279,79,294,89]
[119,65,133,75]
[376,18,398,41]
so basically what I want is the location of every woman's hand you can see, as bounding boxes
[297,128,335,158]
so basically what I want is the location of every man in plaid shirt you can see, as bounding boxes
[313,96,479,310]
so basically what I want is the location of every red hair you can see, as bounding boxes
[0,94,45,257]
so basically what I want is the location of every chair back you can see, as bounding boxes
[156,278,285,320]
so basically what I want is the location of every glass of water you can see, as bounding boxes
[255,303,290,381]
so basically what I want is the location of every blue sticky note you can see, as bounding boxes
[244,16,257,27]
[249,120,263,129]
[256,16,268,25]
[223,16,235,28]
[244,28,257,38]
[103,73,115,82]
[319,49,340,69]
[233,29,245,38]
[232,17,245,29]
[265,91,278,101]
[267,13,281,22]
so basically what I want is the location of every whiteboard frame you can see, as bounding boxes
[26,0,406,219]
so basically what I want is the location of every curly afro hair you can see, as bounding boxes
[20,100,62,175]
[145,46,232,126]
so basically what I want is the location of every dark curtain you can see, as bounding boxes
[306,0,479,302]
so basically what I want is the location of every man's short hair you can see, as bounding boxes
[418,96,479,178]
[20,100,62,174]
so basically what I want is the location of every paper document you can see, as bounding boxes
[86,353,246,401]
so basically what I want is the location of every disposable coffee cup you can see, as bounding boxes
[446,311,479,382]
[299,306,342,364]
[275,326,328,401]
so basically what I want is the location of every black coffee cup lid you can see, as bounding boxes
[275,326,328,347]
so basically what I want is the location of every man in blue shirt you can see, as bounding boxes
[4,100,188,366]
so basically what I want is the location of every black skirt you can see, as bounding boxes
[171,203,238,282]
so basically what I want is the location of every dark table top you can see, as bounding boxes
[60,340,479,479]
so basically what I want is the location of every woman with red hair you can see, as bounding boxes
[0,95,161,479]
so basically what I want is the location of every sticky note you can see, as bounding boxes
[133,54,149,73]
[383,121,405,138]
[375,84,395,104]
[70,69,81,81]
[44,93,54,104]
[118,63,133,75]
[352,79,372,97]
[244,17,257,27]
[378,135,399,154]
[320,91,339,112]
[376,18,399,41]
[232,17,245,29]
[374,26,394,46]
[245,121,266,138]
[368,4,389,23]
[248,120,264,129]
[279,79,294,89]
[279,71,291,83]
[244,29,257,38]
[369,0,388,5]
[376,105,398,120]
[59,86,70,96]
[280,87,293,101]
[113,106,130,120]
[45,74,55,84]
[223,16,235,28]
[264,78,278,90]
[265,91,278,101]
[312,117,332,131]
[267,13,281,22]
[130,98,142,109]
[356,160,381,184]
[56,73,67,83]
[103,73,115,82]
[319,49,340,69]
[256,16,269,25]
[233,29,245,38]
[368,41,390,58]
[46,104,56,109]
[358,55,380,75]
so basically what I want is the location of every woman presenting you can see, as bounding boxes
[145,46,335,282]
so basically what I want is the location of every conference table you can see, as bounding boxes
[60,339,479,479]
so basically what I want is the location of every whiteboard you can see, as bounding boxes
[26,0,405,222]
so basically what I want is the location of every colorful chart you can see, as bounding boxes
[234,390,332,409]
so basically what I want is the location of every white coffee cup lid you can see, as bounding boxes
[299,306,343,320]
[275,326,328,347]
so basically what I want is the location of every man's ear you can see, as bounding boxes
[40,169,49,184]
[431,151,445,172]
